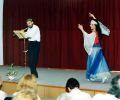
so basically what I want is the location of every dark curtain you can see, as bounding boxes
[3,0,120,70]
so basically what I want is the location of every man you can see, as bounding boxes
[92,75,120,100]
[23,18,40,78]
[56,78,92,100]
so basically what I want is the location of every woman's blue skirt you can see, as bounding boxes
[86,44,111,82]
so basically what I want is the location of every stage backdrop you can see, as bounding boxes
[3,0,120,70]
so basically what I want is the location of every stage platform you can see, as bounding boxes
[0,66,118,100]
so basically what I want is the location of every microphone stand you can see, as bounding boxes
[23,28,28,68]
[13,28,28,68]
[23,38,28,68]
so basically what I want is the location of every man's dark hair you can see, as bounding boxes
[26,18,33,22]
[65,78,80,92]
[4,97,12,100]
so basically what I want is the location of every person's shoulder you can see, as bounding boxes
[68,89,92,100]
[81,91,91,99]
[92,93,118,100]
[33,25,40,31]
[79,90,91,96]
[33,24,39,28]
[70,89,91,99]
[37,95,41,100]
[56,92,68,100]
[0,90,6,95]
[0,90,7,100]
[92,94,105,100]
[105,94,119,100]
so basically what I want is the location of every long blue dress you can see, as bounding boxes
[83,21,111,83]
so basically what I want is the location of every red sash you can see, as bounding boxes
[94,32,99,44]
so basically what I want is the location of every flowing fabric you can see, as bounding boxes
[86,44,111,82]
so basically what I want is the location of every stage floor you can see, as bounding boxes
[0,66,118,91]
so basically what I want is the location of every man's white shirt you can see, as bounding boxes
[25,24,40,42]
[57,88,92,100]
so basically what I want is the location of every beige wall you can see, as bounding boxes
[0,0,3,65]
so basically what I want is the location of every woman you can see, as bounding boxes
[78,13,111,83]
[14,74,41,100]
[5,74,41,100]
[12,88,38,100]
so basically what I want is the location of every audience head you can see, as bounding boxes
[111,75,120,89]
[108,75,120,99]
[17,74,37,92]
[65,78,80,92]
[0,76,3,89]
[4,97,12,100]
[0,76,7,100]
[12,88,37,100]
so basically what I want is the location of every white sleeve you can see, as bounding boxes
[98,21,110,36]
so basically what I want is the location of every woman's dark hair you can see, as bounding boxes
[65,78,80,92]
[91,19,102,41]
[108,75,120,99]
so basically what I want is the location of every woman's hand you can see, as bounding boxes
[89,13,96,19]
[78,24,83,31]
